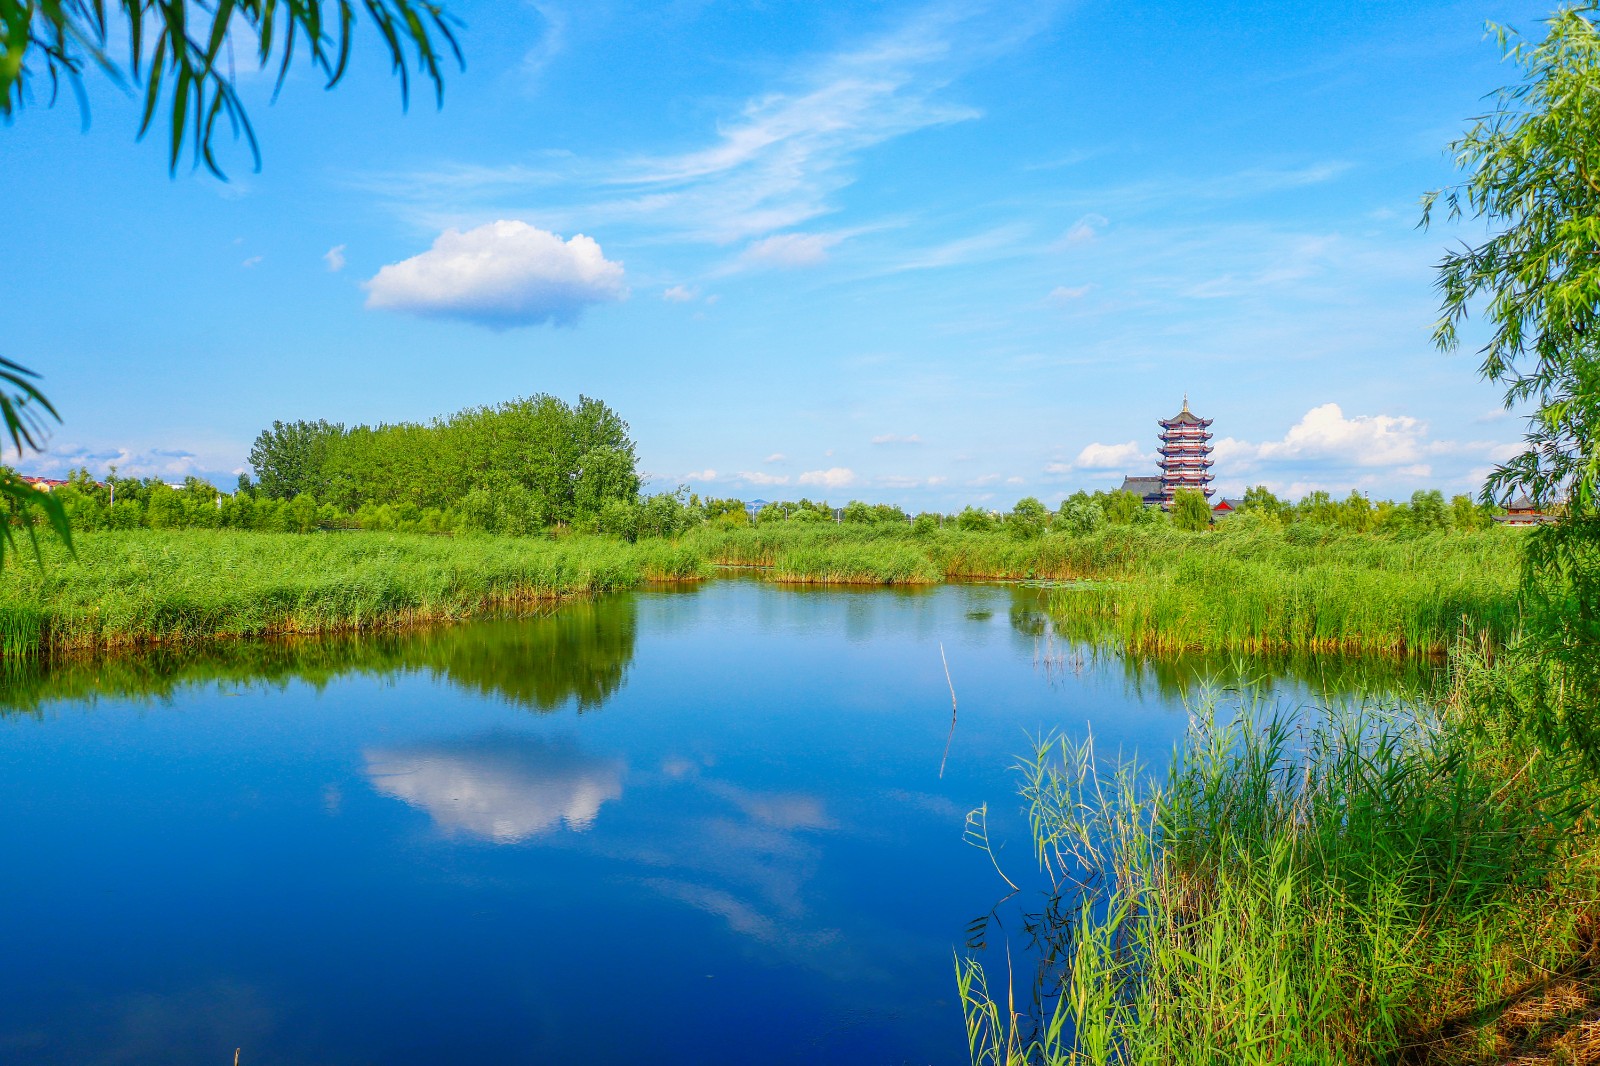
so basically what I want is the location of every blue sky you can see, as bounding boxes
[1,0,1556,507]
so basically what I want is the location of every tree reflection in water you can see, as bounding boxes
[0,594,638,715]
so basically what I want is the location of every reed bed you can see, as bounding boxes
[1,524,1520,657]
[686,525,1519,652]
[958,676,1600,1065]
[771,541,941,584]
[0,530,704,656]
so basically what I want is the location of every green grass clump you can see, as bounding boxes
[771,540,941,584]
[957,675,1600,1065]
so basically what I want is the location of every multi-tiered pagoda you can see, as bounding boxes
[1117,397,1216,509]
[1156,397,1214,506]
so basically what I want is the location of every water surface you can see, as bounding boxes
[0,580,1416,1065]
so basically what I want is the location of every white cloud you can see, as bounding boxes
[662,284,697,302]
[1074,440,1147,470]
[798,467,856,488]
[739,232,840,268]
[1044,461,1073,475]
[17,442,239,483]
[1253,403,1426,467]
[763,453,787,464]
[925,475,947,486]
[241,255,263,269]
[738,470,791,486]
[324,244,347,272]
[1047,284,1091,302]
[364,220,626,329]
[876,475,923,489]
[969,473,1002,486]
[682,469,717,481]
[870,433,923,446]
[1005,476,1024,485]
[359,7,1010,244]
[1205,403,1527,498]
[1054,213,1108,247]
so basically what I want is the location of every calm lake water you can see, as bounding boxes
[0,580,1419,1065]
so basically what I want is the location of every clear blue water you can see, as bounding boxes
[0,580,1409,1065]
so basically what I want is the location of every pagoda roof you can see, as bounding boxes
[1159,395,1211,427]
[1505,494,1541,511]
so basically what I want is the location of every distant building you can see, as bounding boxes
[1116,475,1164,507]
[1117,397,1216,509]
[21,477,69,491]
[1495,495,1554,526]
[1211,497,1245,518]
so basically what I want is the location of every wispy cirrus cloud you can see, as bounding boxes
[354,6,1045,245]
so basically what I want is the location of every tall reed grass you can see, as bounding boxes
[0,530,707,657]
[957,674,1599,1064]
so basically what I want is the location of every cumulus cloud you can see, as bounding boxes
[1229,403,1425,468]
[240,255,263,269]
[1206,403,1526,497]
[739,232,840,268]
[1074,440,1147,470]
[662,284,696,302]
[324,244,347,272]
[870,433,923,446]
[738,470,791,486]
[364,220,626,329]
[763,453,787,464]
[798,467,856,488]
[682,469,717,481]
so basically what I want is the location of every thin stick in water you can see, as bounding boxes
[939,642,958,778]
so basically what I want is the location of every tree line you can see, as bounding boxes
[2,470,1512,541]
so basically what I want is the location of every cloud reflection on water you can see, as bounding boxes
[364,732,623,843]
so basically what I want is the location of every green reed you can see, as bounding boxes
[957,674,1600,1065]
[0,530,683,656]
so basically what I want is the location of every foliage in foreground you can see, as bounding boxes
[958,668,1600,1065]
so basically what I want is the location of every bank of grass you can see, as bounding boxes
[688,523,1522,654]
[0,523,1522,658]
[959,663,1600,1065]
[0,530,708,656]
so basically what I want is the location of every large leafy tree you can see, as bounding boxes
[1424,5,1600,763]
[1424,6,1600,512]
[0,0,460,562]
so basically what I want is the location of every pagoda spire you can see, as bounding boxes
[1182,393,1189,414]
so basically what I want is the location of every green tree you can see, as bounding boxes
[955,506,993,532]
[1425,7,1600,766]
[1171,488,1212,532]
[1007,496,1048,540]
[249,419,343,500]
[1102,489,1144,525]
[1241,485,1288,522]
[1425,8,1600,511]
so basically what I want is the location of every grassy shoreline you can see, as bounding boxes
[958,656,1600,1064]
[0,525,1522,658]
